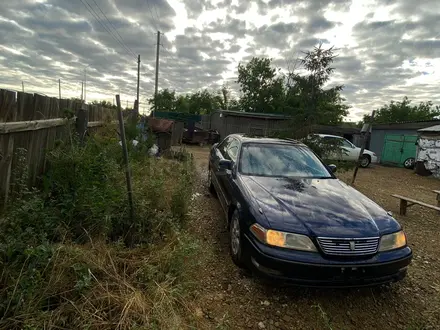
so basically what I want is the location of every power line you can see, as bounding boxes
[78,0,137,59]
[152,3,161,27]
[160,43,179,64]
[90,0,137,57]
[145,0,160,31]
[84,0,136,58]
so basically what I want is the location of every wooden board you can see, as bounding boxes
[391,194,440,214]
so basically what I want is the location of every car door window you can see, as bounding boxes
[217,137,231,157]
[227,139,240,161]
[342,139,354,148]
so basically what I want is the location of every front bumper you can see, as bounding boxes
[244,235,412,287]
[371,155,378,164]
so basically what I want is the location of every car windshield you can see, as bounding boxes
[239,143,333,178]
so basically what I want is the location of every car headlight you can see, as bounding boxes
[379,231,407,252]
[250,224,317,252]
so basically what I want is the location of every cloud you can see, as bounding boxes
[0,0,439,119]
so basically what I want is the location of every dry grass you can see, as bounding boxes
[1,232,202,330]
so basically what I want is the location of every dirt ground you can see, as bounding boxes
[186,145,440,330]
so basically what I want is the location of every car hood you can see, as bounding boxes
[241,176,400,238]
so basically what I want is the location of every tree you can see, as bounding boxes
[216,83,231,110]
[237,57,285,113]
[148,89,176,112]
[363,97,440,124]
[91,100,117,109]
[285,44,349,128]
[187,89,222,114]
[175,95,190,113]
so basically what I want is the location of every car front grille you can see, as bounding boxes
[317,237,379,256]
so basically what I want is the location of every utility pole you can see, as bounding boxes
[84,70,87,103]
[84,64,90,103]
[58,79,61,100]
[154,31,160,117]
[22,81,24,92]
[136,54,140,115]
[81,82,84,101]
[351,110,376,185]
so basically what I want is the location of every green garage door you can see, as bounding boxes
[381,134,417,167]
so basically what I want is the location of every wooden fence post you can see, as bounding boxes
[0,91,18,207]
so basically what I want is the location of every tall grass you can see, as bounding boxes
[0,124,200,329]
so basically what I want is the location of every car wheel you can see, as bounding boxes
[230,209,247,268]
[360,155,371,168]
[403,157,415,169]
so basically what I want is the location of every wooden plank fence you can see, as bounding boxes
[0,89,117,207]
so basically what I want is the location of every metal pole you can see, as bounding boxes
[81,82,84,101]
[154,31,160,117]
[22,81,24,92]
[59,79,61,100]
[351,110,376,185]
[136,54,140,115]
[84,68,87,103]
[116,94,134,220]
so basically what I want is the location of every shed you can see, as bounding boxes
[416,125,440,178]
[203,110,290,139]
[202,110,361,144]
[370,120,440,164]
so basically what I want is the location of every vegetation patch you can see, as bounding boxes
[0,124,200,329]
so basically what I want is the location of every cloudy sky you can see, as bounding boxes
[0,0,439,120]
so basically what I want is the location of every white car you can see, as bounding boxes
[314,134,378,168]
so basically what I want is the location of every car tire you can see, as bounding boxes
[403,157,415,169]
[229,209,247,268]
[360,155,371,168]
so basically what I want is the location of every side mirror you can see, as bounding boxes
[219,159,232,171]
[328,164,337,173]
[212,142,219,149]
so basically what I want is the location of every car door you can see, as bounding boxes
[322,136,344,161]
[341,139,359,161]
[210,137,232,213]
[221,138,240,202]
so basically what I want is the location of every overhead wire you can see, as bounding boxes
[78,0,137,60]
[145,0,160,31]
[90,0,137,57]
[77,0,140,101]
[152,3,161,28]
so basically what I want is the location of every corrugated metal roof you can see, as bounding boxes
[418,125,440,132]
[218,110,291,119]
[373,119,440,130]
[381,119,440,124]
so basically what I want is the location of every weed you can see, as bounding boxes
[313,304,333,330]
[0,120,198,329]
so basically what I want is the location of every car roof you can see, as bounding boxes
[228,134,306,146]
[314,133,345,139]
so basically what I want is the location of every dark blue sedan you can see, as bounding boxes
[208,134,412,287]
